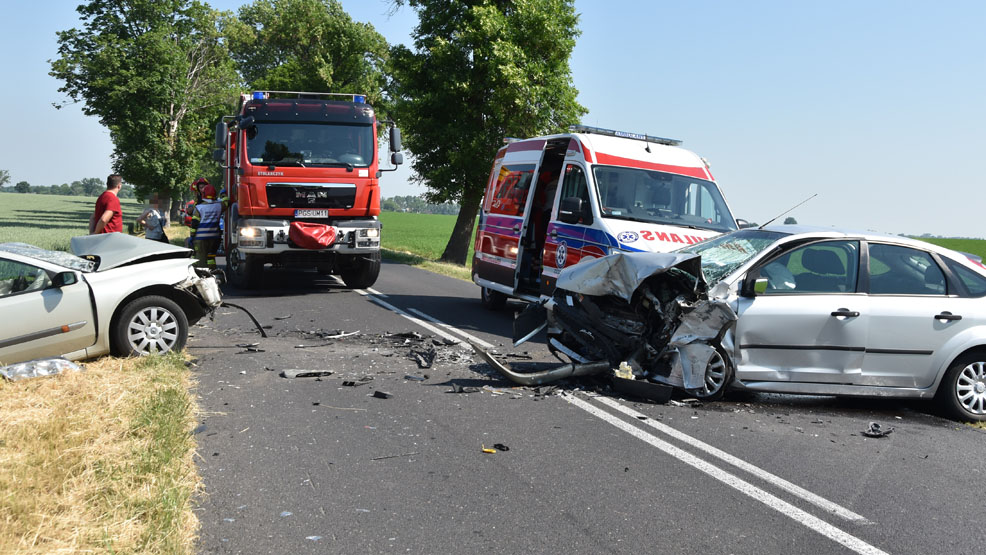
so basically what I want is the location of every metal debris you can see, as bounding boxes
[862,422,894,438]
[371,390,392,399]
[281,369,334,379]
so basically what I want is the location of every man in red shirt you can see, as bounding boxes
[90,174,123,234]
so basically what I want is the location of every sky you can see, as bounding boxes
[1,0,984,237]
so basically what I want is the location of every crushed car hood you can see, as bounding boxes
[556,252,704,302]
[70,234,193,271]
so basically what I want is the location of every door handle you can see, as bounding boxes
[513,225,520,232]
[550,230,558,238]
[830,309,860,318]
[934,311,962,321]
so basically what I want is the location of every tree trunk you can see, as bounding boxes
[440,185,484,265]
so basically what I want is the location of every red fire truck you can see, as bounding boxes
[213,91,403,289]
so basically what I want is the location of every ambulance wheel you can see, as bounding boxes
[226,248,262,289]
[480,286,507,310]
[340,251,380,289]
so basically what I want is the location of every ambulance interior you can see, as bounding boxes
[516,139,568,294]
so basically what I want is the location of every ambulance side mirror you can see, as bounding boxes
[558,197,591,225]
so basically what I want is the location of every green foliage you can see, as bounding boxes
[390,0,585,263]
[0,170,9,187]
[783,217,798,225]
[50,0,239,202]
[227,0,389,113]
[14,181,30,194]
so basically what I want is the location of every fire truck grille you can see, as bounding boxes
[266,184,356,209]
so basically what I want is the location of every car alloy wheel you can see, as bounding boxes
[956,360,986,416]
[128,305,181,354]
[693,347,732,401]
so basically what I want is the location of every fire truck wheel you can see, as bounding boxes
[226,248,262,289]
[340,251,381,289]
[480,286,507,310]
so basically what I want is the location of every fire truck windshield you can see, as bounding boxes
[246,122,374,168]
[592,165,737,232]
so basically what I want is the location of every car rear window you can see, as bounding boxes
[945,258,986,297]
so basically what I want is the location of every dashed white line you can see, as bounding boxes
[354,289,469,348]
[593,395,870,524]
[562,393,887,555]
[407,308,496,350]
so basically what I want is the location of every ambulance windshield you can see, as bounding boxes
[592,166,737,232]
[245,122,374,167]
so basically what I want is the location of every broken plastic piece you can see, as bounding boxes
[470,340,610,386]
[493,443,510,451]
[611,376,673,403]
[281,369,334,379]
[404,374,427,381]
[862,422,894,438]
[372,390,392,399]
[0,358,82,381]
[481,445,497,454]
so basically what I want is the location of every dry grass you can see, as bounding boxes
[0,353,199,553]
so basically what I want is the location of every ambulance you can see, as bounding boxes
[472,125,739,308]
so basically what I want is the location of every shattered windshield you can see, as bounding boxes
[246,122,374,167]
[678,229,786,284]
[592,165,737,232]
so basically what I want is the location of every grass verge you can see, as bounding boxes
[0,352,199,553]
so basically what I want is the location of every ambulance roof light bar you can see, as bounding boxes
[569,124,681,146]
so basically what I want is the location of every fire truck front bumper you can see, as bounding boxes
[233,218,381,254]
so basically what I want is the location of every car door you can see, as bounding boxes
[0,255,96,365]
[541,163,589,294]
[860,242,971,388]
[734,240,868,384]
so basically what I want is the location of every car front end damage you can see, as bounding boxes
[474,251,739,399]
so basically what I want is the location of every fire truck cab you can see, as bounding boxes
[214,91,402,289]
[472,125,738,308]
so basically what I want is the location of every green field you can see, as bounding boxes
[378,211,475,262]
[0,192,146,250]
[915,238,986,261]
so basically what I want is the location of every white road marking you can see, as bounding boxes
[354,290,469,349]
[407,308,496,350]
[562,393,888,555]
[593,395,871,524]
[365,287,387,297]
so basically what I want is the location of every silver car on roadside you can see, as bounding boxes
[0,234,222,366]
[543,225,986,422]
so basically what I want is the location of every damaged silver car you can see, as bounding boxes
[495,226,986,422]
[0,234,222,365]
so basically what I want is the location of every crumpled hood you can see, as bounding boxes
[555,251,704,302]
[70,234,192,271]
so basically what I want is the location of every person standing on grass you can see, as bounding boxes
[138,193,169,243]
[89,174,123,234]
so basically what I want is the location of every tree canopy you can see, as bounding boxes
[50,0,239,202]
[227,0,389,110]
[390,0,585,264]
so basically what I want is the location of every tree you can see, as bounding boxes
[80,177,103,196]
[227,0,389,111]
[783,217,798,225]
[14,181,30,193]
[390,0,585,264]
[50,0,239,203]
[0,169,9,187]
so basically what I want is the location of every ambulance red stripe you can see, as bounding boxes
[594,152,711,180]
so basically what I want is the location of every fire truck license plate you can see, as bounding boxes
[295,209,329,218]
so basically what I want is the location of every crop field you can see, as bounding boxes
[917,237,986,261]
[0,192,146,250]
[379,210,476,262]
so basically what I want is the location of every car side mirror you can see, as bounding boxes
[735,219,757,229]
[51,271,78,288]
[741,276,769,297]
[558,197,591,225]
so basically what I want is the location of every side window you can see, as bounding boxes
[945,258,986,297]
[761,240,859,294]
[489,163,535,217]
[868,243,946,295]
[560,164,589,205]
[0,259,52,298]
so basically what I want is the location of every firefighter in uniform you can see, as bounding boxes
[190,184,222,269]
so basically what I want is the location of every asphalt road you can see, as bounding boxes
[191,260,986,554]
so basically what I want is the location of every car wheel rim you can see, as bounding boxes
[956,361,986,415]
[702,350,727,395]
[128,306,180,354]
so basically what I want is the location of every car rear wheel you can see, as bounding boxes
[112,295,188,356]
[480,286,507,310]
[691,347,732,401]
[937,353,986,422]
